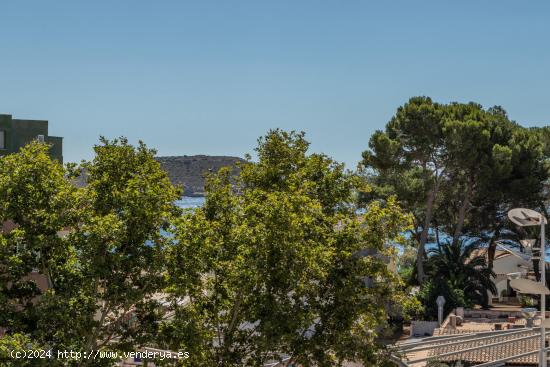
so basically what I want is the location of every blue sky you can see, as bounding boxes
[1,1,549,167]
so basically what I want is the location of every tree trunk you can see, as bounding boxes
[434,219,441,251]
[487,231,499,271]
[417,176,442,284]
[452,183,472,245]
[539,201,549,222]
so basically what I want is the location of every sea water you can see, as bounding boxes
[176,196,205,209]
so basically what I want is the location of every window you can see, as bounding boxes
[37,134,45,143]
[0,130,4,149]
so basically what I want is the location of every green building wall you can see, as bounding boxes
[0,114,63,163]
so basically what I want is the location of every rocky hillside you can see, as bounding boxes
[156,155,245,196]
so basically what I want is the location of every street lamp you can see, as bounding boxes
[436,295,446,326]
[508,208,548,367]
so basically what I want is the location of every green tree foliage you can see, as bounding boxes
[0,139,180,366]
[360,97,549,286]
[163,130,413,367]
[440,105,547,269]
[396,242,417,283]
[417,279,466,321]
[0,142,79,354]
[361,97,446,284]
[419,240,496,319]
[0,334,47,367]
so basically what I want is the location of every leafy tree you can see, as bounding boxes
[0,334,48,367]
[163,130,412,367]
[0,142,78,354]
[360,97,447,284]
[440,102,509,244]
[395,241,417,284]
[360,97,549,286]
[417,279,466,321]
[440,106,547,267]
[421,240,496,318]
[0,139,180,366]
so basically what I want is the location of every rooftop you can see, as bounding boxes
[395,309,550,366]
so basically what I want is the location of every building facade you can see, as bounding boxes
[0,114,63,162]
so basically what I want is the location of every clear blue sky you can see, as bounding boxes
[1,1,549,167]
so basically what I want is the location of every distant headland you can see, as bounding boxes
[156,155,245,197]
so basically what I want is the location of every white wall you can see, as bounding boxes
[492,254,530,276]
[492,254,531,300]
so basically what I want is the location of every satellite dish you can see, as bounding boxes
[508,208,547,227]
[510,278,550,295]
